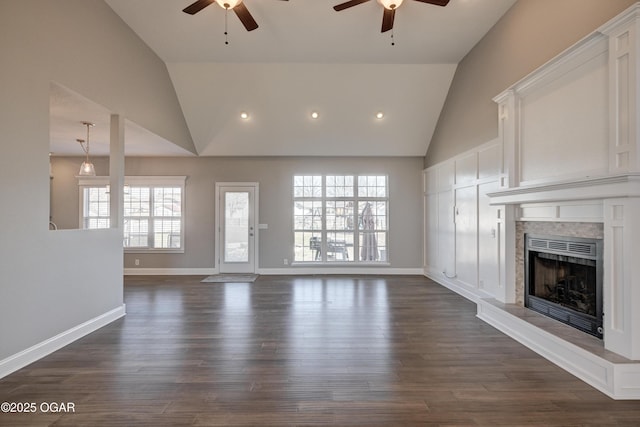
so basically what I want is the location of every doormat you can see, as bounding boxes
[201,274,258,283]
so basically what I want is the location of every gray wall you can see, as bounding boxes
[51,156,425,270]
[425,0,636,167]
[0,0,192,361]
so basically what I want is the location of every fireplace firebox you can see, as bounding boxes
[525,234,603,338]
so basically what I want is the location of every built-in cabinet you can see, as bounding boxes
[423,141,502,302]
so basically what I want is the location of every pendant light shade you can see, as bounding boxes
[77,122,96,177]
[78,160,96,176]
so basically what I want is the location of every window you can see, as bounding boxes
[82,186,110,229]
[293,175,388,263]
[79,176,186,253]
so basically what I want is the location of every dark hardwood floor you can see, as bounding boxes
[1,275,639,426]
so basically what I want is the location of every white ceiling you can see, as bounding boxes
[51,0,516,157]
[49,83,194,157]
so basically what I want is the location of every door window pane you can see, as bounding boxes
[225,192,249,262]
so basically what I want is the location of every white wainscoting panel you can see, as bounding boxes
[519,46,609,184]
[455,152,477,186]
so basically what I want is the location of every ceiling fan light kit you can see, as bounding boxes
[332,0,449,44]
[378,0,404,10]
[182,0,288,39]
[182,0,448,45]
[215,0,242,9]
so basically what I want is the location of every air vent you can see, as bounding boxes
[527,236,597,258]
[568,243,594,256]
[570,315,592,332]
[549,306,570,322]
[529,239,548,249]
[548,241,568,252]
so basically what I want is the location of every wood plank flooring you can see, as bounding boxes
[1,275,640,426]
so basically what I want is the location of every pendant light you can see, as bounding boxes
[78,121,96,176]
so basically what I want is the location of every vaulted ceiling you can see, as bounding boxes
[51,0,516,157]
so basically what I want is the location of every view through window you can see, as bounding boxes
[80,177,185,252]
[293,175,388,263]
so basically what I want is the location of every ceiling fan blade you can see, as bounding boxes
[233,3,259,32]
[182,0,216,15]
[381,8,395,33]
[412,0,450,6]
[333,0,371,12]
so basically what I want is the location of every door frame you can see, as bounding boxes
[215,182,259,274]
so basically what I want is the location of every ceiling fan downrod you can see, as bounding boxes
[224,5,229,45]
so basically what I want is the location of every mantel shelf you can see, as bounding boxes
[488,174,640,205]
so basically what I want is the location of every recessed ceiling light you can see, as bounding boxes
[311,111,319,119]
[376,112,384,119]
[240,112,249,120]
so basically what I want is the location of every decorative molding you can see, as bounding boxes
[488,174,640,205]
[598,2,640,36]
[124,268,217,276]
[0,305,126,380]
[477,299,640,400]
[518,201,604,223]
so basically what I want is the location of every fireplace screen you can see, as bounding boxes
[530,252,596,316]
[525,234,603,338]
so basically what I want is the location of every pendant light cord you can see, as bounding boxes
[84,123,91,163]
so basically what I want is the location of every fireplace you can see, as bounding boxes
[525,234,603,338]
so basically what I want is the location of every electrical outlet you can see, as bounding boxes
[135,259,140,266]
[283,258,288,265]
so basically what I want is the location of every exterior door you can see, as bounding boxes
[217,184,257,274]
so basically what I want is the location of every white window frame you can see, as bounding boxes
[78,176,186,254]
[293,174,389,265]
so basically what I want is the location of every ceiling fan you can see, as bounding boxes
[182,0,288,32]
[333,0,450,33]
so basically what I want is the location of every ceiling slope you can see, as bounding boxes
[168,62,457,156]
[101,0,516,157]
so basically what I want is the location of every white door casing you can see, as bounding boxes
[215,183,259,274]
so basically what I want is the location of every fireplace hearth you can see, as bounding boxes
[525,234,603,338]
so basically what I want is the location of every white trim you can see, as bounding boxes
[259,267,423,275]
[477,299,640,400]
[124,268,218,276]
[424,267,494,303]
[488,173,640,205]
[78,176,187,186]
[0,305,126,380]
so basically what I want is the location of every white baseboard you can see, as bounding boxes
[423,267,488,303]
[0,304,126,380]
[477,299,640,400]
[124,268,217,276]
[259,267,424,275]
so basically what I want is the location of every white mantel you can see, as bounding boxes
[480,3,640,399]
[488,173,640,205]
